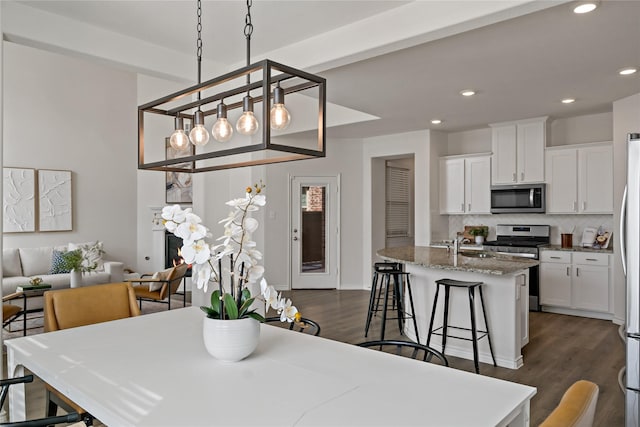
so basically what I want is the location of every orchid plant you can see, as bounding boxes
[162,182,299,323]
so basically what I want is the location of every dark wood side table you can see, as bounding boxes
[2,286,51,336]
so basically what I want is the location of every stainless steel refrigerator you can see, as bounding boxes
[623,132,640,426]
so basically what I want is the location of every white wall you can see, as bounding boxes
[264,139,364,290]
[3,42,138,266]
[446,128,492,155]
[362,130,433,287]
[549,112,613,147]
[613,93,640,325]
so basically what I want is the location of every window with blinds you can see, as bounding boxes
[386,166,410,238]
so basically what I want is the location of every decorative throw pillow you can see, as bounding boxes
[149,267,173,292]
[68,241,105,272]
[50,250,72,274]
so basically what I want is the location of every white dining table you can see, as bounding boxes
[6,306,536,426]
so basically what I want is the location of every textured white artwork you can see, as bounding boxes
[38,169,72,231]
[3,168,36,233]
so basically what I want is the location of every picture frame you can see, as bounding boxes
[2,167,36,233]
[165,138,193,204]
[38,169,72,232]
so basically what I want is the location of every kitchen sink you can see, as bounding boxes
[459,251,495,259]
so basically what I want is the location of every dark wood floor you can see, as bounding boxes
[280,289,625,427]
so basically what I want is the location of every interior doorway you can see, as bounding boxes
[385,157,415,248]
[290,175,340,289]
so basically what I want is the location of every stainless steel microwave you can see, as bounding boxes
[490,184,546,213]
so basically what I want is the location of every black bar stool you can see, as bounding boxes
[426,278,497,374]
[365,262,419,342]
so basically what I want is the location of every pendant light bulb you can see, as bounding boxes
[236,96,259,136]
[169,117,190,151]
[189,110,210,146]
[212,102,233,143]
[270,85,291,130]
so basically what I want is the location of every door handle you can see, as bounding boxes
[529,189,534,207]
[621,185,628,276]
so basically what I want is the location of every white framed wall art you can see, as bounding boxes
[3,167,36,233]
[38,169,72,232]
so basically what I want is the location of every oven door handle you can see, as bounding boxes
[493,251,537,259]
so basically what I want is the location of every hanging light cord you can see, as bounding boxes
[196,0,203,101]
[244,0,253,89]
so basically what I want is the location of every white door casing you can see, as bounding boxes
[290,175,340,289]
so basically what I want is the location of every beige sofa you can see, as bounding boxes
[2,245,135,309]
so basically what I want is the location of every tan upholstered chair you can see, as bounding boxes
[2,294,22,331]
[43,282,140,425]
[127,263,188,310]
[539,380,599,427]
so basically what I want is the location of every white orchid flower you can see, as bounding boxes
[192,264,212,292]
[260,280,279,310]
[175,217,208,245]
[164,220,178,233]
[180,239,211,265]
[278,298,298,323]
[161,205,191,224]
[245,265,264,283]
[252,195,266,206]
[243,217,259,233]
[226,198,250,209]
[218,211,240,228]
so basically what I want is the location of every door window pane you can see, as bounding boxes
[301,185,326,273]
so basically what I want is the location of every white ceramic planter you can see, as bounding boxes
[475,236,485,245]
[70,270,83,288]
[202,317,260,362]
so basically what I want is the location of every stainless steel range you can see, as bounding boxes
[483,224,550,311]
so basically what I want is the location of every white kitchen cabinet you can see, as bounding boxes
[439,154,491,214]
[539,250,611,317]
[490,117,547,185]
[546,142,613,214]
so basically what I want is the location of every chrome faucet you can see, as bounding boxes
[452,232,464,255]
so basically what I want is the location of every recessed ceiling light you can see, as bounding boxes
[573,1,599,14]
[619,67,638,76]
[460,90,476,97]
[562,98,576,104]
[431,119,443,125]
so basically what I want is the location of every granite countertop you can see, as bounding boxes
[377,246,539,276]
[539,245,614,254]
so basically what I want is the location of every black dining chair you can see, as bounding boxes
[0,375,82,427]
[264,317,321,336]
[357,340,449,366]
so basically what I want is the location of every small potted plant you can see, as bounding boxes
[60,249,99,287]
[469,227,488,245]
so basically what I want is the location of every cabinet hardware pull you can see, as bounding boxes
[586,258,598,261]
[468,203,471,211]
[513,173,517,182]
[567,266,570,276]
[576,267,580,277]
[461,203,464,212]
[582,201,586,211]
[573,201,577,211]
[551,256,561,259]
[521,172,524,181]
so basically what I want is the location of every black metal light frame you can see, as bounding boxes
[138,59,326,173]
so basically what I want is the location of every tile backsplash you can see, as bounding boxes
[448,214,613,247]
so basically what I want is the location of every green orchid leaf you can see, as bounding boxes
[247,312,266,322]
[210,290,221,313]
[238,297,255,317]
[223,293,239,319]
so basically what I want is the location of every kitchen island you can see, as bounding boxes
[377,246,539,369]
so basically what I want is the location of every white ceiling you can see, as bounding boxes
[11,0,640,138]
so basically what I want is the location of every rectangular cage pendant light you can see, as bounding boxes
[138,59,326,173]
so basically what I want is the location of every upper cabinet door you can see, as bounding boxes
[465,155,491,214]
[491,117,547,185]
[491,125,517,184]
[516,121,545,183]
[439,158,465,214]
[578,144,613,214]
[546,148,578,213]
